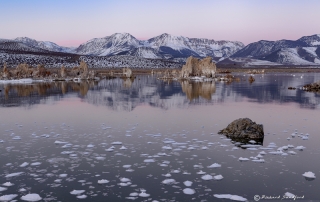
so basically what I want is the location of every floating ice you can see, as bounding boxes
[21,193,42,201]
[0,194,18,201]
[54,140,68,144]
[259,151,267,155]
[130,192,139,196]
[144,159,155,163]
[238,157,249,161]
[197,170,206,175]
[2,182,14,186]
[284,192,295,197]
[77,195,87,199]
[70,190,85,195]
[95,157,105,160]
[98,179,109,184]
[105,148,114,152]
[288,151,297,155]
[30,162,41,166]
[241,145,261,148]
[201,174,213,180]
[138,189,150,197]
[162,146,172,150]
[213,194,247,201]
[161,179,176,185]
[302,172,316,179]
[19,188,27,192]
[252,159,265,163]
[0,187,7,192]
[87,144,95,148]
[295,146,306,150]
[269,151,283,155]
[12,136,21,140]
[163,173,171,177]
[207,163,221,168]
[111,141,122,145]
[5,172,24,178]
[59,174,68,178]
[120,146,127,150]
[213,175,224,180]
[183,188,195,195]
[172,170,180,174]
[20,162,29,167]
[183,181,193,187]
[123,165,131,168]
[120,178,131,183]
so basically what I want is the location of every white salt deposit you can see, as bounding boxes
[183,188,195,195]
[0,194,18,201]
[207,163,221,168]
[20,162,29,167]
[213,175,224,180]
[214,194,247,201]
[302,171,316,179]
[5,172,24,178]
[70,190,85,195]
[162,179,176,185]
[77,195,87,199]
[21,193,42,201]
[98,179,109,184]
[183,181,192,187]
[201,174,213,180]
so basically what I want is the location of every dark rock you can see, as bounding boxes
[218,118,264,140]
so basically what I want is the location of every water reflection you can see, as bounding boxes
[1,73,320,110]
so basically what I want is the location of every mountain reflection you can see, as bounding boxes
[1,73,320,110]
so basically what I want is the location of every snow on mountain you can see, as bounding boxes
[263,48,318,65]
[14,37,75,53]
[75,33,141,56]
[0,41,51,53]
[75,33,244,59]
[297,34,320,47]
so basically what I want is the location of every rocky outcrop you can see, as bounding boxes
[123,67,133,78]
[218,118,264,140]
[303,81,320,93]
[60,66,67,78]
[180,56,216,78]
[2,63,11,78]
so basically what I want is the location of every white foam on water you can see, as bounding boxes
[161,179,176,185]
[183,188,195,195]
[70,190,85,195]
[20,193,42,201]
[213,194,247,201]
[0,194,18,201]
[183,181,192,187]
[302,171,316,178]
[5,172,24,178]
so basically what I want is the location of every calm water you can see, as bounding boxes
[0,73,319,202]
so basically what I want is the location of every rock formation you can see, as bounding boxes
[218,118,264,141]
[123,67,133,78]
[180,56,216,78]
[303,81,320,93]
[15,63,33,78]
[60,66,67,78]
[248,76,255,83]
[79,61,88,79]
[2,63,11,78]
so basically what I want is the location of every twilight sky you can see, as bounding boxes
[1,0,320,47]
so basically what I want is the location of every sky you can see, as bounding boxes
[1,0,320,47]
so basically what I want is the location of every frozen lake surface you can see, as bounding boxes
[0,73,319,201]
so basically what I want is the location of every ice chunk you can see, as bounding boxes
[21,193,42,201]
[162,146,172,150]
[77,195,87,199]
[5,172,24,178]
[120,178,131,182]
[120,146,127,150]
[54,140,68,144]
[295,146,305,150]
[95,157,105,160]
[59,174,68,178]
[138,189,150,197]
[98,179,109,184]
[213,194,247,201]
[0,194,18,201]
[144,159,155,163]
[70,190,85,195]
[302,172,316,179]
[87,144,95,148]
[123,165,131,168]
[288,151,297,155]
[207,163,221,168]
[238,157,249,161]
[161,179,176,185]
[2,182,14,186]
[201,174,213,180]
[20,162,29,167]
[183,188,195,195]
[30,162,41,166]
[183,181,193,187]
[197,170,206,175]
[0,187,7,192]
[111,141,122,145]
[284,192,295,197]
[213,175,224,180]
[252,159,265,163]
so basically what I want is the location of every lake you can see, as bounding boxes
[0,73,319,202]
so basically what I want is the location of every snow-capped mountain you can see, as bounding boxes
[75,33,244,59]
[75,33,141,56]
[15,37,75,53]
[297,34,320,47]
